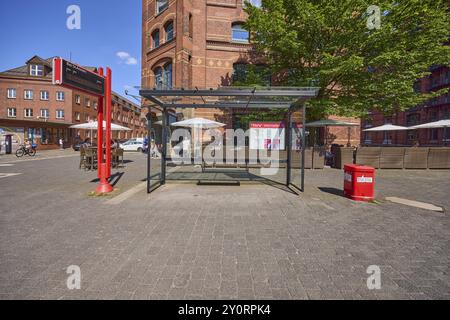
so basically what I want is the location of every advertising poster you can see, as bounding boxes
[250,122,303,150]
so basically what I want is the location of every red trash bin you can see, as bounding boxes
[344,164,375,201]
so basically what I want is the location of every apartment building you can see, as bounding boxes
[0,55,146,150]
[361,66,450,146]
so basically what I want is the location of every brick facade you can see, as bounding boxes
[142,0,361,146]
[361,66,450,146]
[0,56,146,150]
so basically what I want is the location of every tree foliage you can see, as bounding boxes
[244,0,450,118]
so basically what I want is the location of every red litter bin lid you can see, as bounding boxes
[344,164,375,173]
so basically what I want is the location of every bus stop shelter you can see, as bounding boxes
[139,87,319,194]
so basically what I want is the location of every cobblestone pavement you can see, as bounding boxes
[0,153,449,300]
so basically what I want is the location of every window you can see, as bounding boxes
[30,64,44,76]
[430,128,439,141]
[56,110,65,119]
[40,91,49,101]
[75,112,81,121]
[86,98,91,107]
[40,109,49,119]
[243,0,262,7]
[407,130,418,141]
[94,101,98,110]
[154,62,173,89]
[152,30,160,49]
[232,23,249,42]
[165,21,174,42]
[7,108,17,118]
[7,88,16,99]
[406,113,420,126]
[156,0,168,14]
[24,90,33,100]
[75,95,81,104]
[189,14,193,38]
[24,108,33,118]
[56,91,65,101]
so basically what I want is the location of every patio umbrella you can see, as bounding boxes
[170,118,226,129]
[410,119,450,146]
[170,118,226,156]
[363,124,409,145]
[70,121,131,144]
[306,119,359,146]
[363,124,409,132]
[69,121,132,131]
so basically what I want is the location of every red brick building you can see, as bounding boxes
[0,56,146,150]
[361,66,450,146]
[141,0,360,146]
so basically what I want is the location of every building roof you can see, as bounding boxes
[0,55,56,79]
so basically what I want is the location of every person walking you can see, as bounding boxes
[59,137,64,150]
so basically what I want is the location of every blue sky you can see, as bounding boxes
[0,0,141,98]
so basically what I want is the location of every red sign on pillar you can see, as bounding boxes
[53,57,113,194]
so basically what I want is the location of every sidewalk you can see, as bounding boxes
[0,148,79,163]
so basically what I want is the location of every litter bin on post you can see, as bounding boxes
[344,164,375,201]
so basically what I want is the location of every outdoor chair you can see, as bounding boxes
[113,148,124,168]
[84,148,96,171]
[79,148,86,170]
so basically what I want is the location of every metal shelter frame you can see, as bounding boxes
[139,87,319,194]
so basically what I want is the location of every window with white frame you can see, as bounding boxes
[40,109,50,119]
[56,91,65,101]
[156,0,168,14]
[40,91,49,101]
[94,101,98,110]
[24,108,33,118]
[85,98,91,107]
[56,110,65,119]
[7,108,17,118]
[24,90,33,100]
[232,23,249,43]
[75,112,81,121]
[30,64,44,76]
[7,88,16,99]
[75,95,81,104]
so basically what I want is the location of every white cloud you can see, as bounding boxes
[116,51,138,65]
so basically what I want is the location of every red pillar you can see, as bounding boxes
[97,68,104,179]
[95,67,113,194]
[106,68,112,178]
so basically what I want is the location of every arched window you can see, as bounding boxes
[152,29,160,49]
[232,23,249,42]
[153,63,173,89]
[165,21,174,42]
[163,62,173,89]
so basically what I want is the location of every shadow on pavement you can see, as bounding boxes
[318,187,345,197]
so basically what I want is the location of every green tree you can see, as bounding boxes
[244,0,450,119]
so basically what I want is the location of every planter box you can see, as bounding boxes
[332,147,355,169]
[404,148,429,169]
[313,147,325,169]
[355,147,381,168]
[291,148,312,169]
[428,147,450,169]
[380,147,405,169]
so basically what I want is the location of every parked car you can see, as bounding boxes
[120,140,144,152]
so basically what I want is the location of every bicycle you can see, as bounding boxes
[16,144,37,158]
